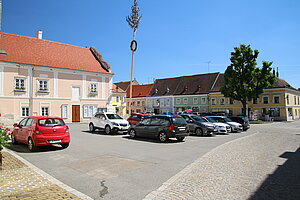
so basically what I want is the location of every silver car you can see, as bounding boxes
[180,114,217,136]
[203,117,231,134]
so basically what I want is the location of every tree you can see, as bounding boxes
[221,44,276,117]
[0,125,10,168]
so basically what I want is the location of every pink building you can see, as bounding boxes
[0,31,113,123]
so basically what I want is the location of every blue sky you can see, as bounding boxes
[2,0,300,88]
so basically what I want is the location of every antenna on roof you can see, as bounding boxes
[204,61,211,73]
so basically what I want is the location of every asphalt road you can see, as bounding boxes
[8,123,257,200]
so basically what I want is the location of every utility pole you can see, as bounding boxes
[126,0,142,116]
[205,61,211,73]
[0,0,2,30]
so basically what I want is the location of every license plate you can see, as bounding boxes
[49,140,61,144]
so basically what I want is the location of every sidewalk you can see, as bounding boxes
[0,149,90,200]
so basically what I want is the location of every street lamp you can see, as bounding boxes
[126,0,142,116]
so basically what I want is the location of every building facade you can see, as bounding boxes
[0,32,113,123]
[111,84,127,117]
[209,74,300,121]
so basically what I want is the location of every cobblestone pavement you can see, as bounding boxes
[0,151,87,200]
[144,122,300,200]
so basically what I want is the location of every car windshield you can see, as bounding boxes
[191,115,206,122]
[38,118,65,127]
[172,117,187,125]
[205,117,217,123]
[106,114,123,119]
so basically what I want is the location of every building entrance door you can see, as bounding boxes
[72,105,80,122]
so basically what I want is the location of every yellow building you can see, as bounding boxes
[111,84,127,117]
[209,74,300,121]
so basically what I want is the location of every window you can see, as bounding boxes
[90,83,97,93]
[253,98,258,104]
[211,98,216,105]
[183,98,188,105]
[137,101,140,106]
[193,97,198,104]
[14,78,26,91]
[38,80,48,92]
[38,118,65,127]
[286,95,290,104]
[25,118,35,126]
[140,118,151,125]
[21,107,29,117]
[229,98,234,105]
[263,96,269,104]
[294,96,297,105]
[123,97,126,102]
[274,96,280,104]
[116,96,120,103]
[176,98,181,104]
[61,105,68,119]
[83,105,97,118]
[262,108,280,117]
[166,99,170,106]
[142,101,145,106]
[220,98,225,105]
[41,107,49,116]
[19,118,28,126]
[132,101,135,106]
[201,97,206,104]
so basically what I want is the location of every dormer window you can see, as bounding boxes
[166,87,170,93]
[89,83,98,94]
[14,78,26,91]
[155,88,158,94]
[38,80,49,92]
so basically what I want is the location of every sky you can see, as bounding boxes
[2,0,300,88]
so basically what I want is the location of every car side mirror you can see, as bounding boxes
[189,120,193,123]
[13,123,18,127]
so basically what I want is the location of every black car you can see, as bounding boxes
[228,116,250,131]
[180,114,217,136]
[128,115,189,142]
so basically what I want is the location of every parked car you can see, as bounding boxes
[11,116,70,151]
[228,116,250,131]
[206,116,243,133]
[89,112,130,134]
[128,115,189,142]
[180,114,217,136]
[203,117,231,134]
[127,113,150,125]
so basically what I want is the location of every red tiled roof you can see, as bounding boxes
[126,84,154,98]
[112,83,126,93]
[0,32,112,74]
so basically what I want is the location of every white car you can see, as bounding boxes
[203,117,231,134]
[89,112,130,134]
[206,116,243,133]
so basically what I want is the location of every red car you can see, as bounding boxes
[127,113,149,125]
[11,116,70,151]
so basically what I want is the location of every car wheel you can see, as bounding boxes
[61,143,69,149]
[11,134,18,144]
[129,129,136,138]
[159,132,168,142]
[105,125,111,135]
[176,137,185,142]
[28,138,36,152]
[195,128,203,136]
[89,123,95,132]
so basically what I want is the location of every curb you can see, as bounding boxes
[143,131,260,200]
[4,147,93,200]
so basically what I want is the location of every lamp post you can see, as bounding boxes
[126,0,142,116]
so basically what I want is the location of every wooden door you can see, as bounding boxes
[72,105,80,122]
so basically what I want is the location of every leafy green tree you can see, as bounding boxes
[0,125,11,167]
[221,44,276,117]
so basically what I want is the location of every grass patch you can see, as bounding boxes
[250,120,273,124]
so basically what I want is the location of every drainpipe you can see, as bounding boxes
[29,67,34,116]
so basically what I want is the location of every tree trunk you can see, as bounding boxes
[242,101,248,117]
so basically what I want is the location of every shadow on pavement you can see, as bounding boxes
[7,143,64,153]
[81,130,127,136]
[122,135,184,144]
[249,147,300,200]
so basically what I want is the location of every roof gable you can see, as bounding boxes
[0,32,112,73]
[126,84,154,98]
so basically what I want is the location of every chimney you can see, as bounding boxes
[276,67,279,77]
[36,30,43,39]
